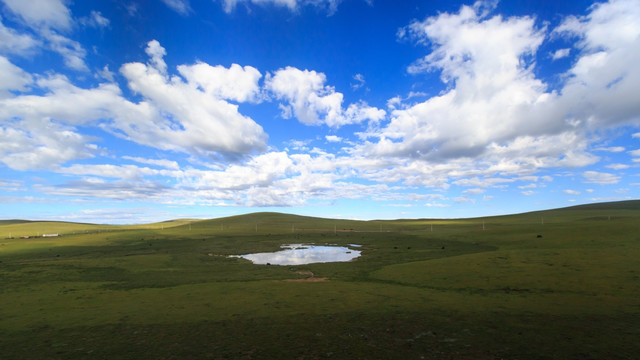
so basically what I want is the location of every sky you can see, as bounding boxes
[0,0,639,224]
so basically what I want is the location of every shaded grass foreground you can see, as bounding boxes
[4,310,638,360]
[1,201,639,359]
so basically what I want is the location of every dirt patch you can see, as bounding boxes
[284,271,329,282]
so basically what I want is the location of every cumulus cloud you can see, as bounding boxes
[383,3,547,160]
[0,40,268,170]
[144,39,167,74]
[119,41,267,157]
[178,62,262,103]
[266,66,385,127]
[353,0,639,190]
[553,0,640,130]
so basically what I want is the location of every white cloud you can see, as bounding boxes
[1,0,72,31]
[325,135,342,142]
[221,0,342,14]
[42,29,88,71]
[0,117,96,170]
[377,3,548,161]
[119,42,268,158]
[629,148,640,157]
[178,62,262,103]
[606,163,629,170]
[160,0,191,15]
[34,178,170,201]
[582,171,620,185]
[122,156,180,170]
[463,188,484,195]
[0,179,23,191]
[144,39,167,74]
[518,183,536,189]
[1,0,89,71]
[354,0,638,192]
[266,66,385,127]
[454,196,475,203]
[0,15,40,55]
[351,73,365,90]
[96,65,116,82]
[0,40,268,170]
[0,56,32,97]
[563,189,580,195]
[550,47,571,60]
[425,202,450,208]
[35,151,420,208]
[79,10,110,28]
[594,146,625,152]
[553,0,640,130]
[180,151,294,190]
[58,164,164,180]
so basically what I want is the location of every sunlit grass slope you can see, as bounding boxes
[0,201,638,359]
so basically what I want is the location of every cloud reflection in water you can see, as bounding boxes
[233,244,361,265]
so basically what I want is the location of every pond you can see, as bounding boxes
[231,244,361,265]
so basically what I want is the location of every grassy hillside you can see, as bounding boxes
[1,201,638,359]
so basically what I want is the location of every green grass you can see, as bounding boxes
[1,201,639,359]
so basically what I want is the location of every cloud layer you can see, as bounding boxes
[0,0,639,222]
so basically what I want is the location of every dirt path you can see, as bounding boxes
[284,271,328,282]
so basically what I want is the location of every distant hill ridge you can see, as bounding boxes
[1,200,638,226]
[560,199,640,211]
[0,220,33,225]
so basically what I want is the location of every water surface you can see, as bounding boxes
[232,244,361,265]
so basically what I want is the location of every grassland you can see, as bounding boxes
[1,201,639,359]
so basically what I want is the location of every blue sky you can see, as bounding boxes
[1,0,639,224]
